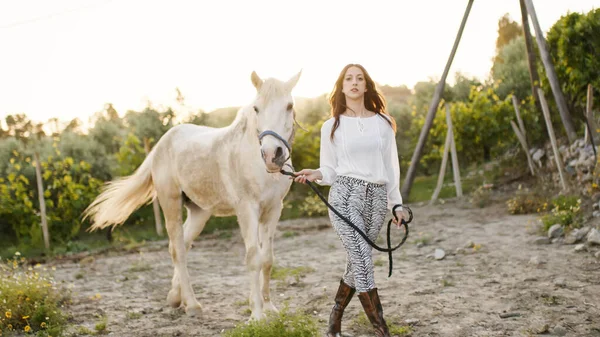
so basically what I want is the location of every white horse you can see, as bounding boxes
[84,70,302,320]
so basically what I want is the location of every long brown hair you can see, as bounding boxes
[328,63,396,140]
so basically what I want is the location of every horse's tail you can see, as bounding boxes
[84,149,156,232]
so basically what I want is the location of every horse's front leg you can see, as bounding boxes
[237,202,264,320]
[259,204,283,314]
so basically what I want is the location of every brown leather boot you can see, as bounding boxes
[327,279,355,337]
[358,288,390,337]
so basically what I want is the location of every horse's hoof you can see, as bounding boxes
[185,305,203,317]
[167,289,181,308]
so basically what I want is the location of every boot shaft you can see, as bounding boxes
[358,288,390,337]
[327,280,356,337]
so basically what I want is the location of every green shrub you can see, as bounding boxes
[470,184,493,208]
[506,186,546,215]
[223,305,319,337]
[0,253,69,336]
[298,194,328,217]
[540,195,582,231]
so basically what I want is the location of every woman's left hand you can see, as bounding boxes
[392,209,406,229]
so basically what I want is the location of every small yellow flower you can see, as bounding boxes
[5,311,11,319]
[6,324,12,330]
[40,322,47,328]
[24,325,31,332]
[22,315,29,320]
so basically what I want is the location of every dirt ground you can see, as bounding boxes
[53,198,600,337]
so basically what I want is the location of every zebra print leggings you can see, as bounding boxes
[328,175,388,293]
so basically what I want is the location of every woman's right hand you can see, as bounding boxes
[293,169,322,184]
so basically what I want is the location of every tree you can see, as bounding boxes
[495,13,523,51]
[5,114,33,140]
[124,107,175,144]
[88,104,126,155]
[64,118,83,134]
[545,8,600,117]
[491,36,531,100]
[449,72,482,102]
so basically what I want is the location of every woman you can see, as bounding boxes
[294,63,405,337]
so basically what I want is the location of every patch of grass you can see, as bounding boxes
[234,299,249,307]
[540,294,559,306]
[94,316,108,334]
[0,253,69,336]
[75,271,85,280]
[0,220,166,260]
[351,312,373,335]
[201,216,239,234]
[271,265,315,284]
[407,167,494,203]
[374,257,385,267]
[413,233,432,246]
[282,231,298,238]
[126,312,142,320]
[76,325,95,335]
[352,312,413,335]
[216,230,234,240]
[128,261,152,273]
[389,323,412,336]
[441,278,454,287]
[223,305,319,337]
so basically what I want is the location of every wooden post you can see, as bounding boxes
[402,0,474,199]
[144,137,164,236]
[33,152,50,250]
[512,96,535,175]
[430,123,452,204]
[446,105,462,197]
[538,88,568,191]
[523,0,577,144]
[519,0,541,107]
[512,96,527,139]
[584,84,596,146]
[511,121,536,176]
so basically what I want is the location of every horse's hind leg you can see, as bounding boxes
[259,204,283,314]
[158,189,202,316]
[167,202,211,308]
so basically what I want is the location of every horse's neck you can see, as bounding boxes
[225,107,260,154]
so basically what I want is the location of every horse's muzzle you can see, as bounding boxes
[262,147,286,172]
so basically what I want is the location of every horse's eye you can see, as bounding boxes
[253,106,259,113]
[286,103,293,111]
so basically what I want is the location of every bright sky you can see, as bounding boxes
[0,0,597,125]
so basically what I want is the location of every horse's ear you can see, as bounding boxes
[286,69,302,91]
[251,71,263,90]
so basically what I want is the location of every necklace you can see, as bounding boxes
[347,106,366,133]
[357,114,365,133]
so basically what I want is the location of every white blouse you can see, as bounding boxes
[316,113,403,210]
